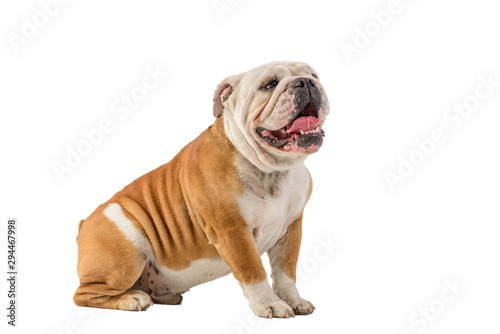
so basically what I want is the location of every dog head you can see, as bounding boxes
[213,61,330,171]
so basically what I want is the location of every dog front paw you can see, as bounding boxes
[276,293,315,315]
[242,281,295,318]
[291,297,315,315]
[250,298,295,319]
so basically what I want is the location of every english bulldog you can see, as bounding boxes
[74,61,330,318]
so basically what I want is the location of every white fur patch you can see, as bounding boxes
[271,267,301,301]
[241,280,277,303]
[157,258,231,293]
[236,156,310,255]
[103,203,152,255]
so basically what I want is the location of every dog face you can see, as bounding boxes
[214,61,330,170]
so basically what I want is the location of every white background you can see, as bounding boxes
[1,0,499,333]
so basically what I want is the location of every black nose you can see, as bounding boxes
[291,78,316,88]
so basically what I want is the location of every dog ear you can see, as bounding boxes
[213,74,243,118]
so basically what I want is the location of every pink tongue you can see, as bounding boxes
[289,116,322,133]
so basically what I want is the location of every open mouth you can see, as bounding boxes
[256,102,325,150]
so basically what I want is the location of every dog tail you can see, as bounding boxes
[76,220,85,244]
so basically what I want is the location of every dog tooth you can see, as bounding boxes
[300,130,305,135]
[281,129,287,134]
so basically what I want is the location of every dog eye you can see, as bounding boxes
[263,80,278,91]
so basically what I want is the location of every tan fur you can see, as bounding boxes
[74,206,148,309]
[268,213,303,282]
[74,119,268,309]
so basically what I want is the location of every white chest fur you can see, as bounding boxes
[235,154,310,254]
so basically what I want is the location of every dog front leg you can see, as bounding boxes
[208,223,295,319]
[267,214,315,315]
